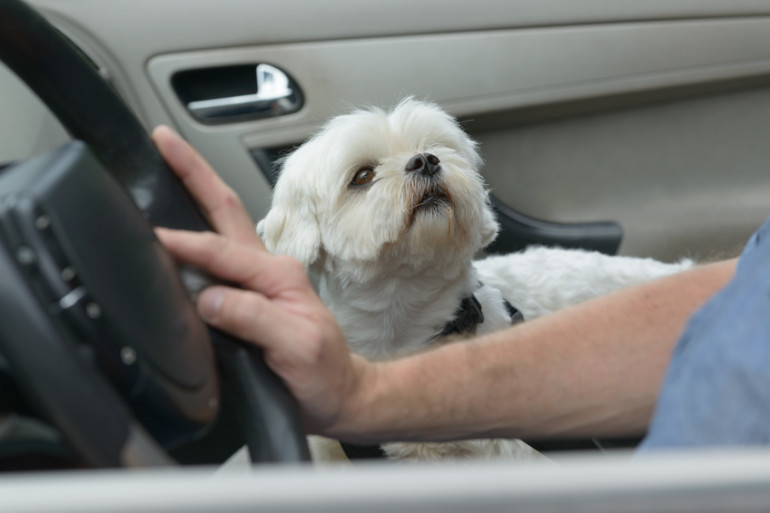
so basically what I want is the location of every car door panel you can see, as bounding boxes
[10,0,770,260]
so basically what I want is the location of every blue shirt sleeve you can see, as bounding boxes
[639,217,770,450]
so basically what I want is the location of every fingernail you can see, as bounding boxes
[199,287,225,321]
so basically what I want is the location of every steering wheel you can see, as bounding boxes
[0,0,309,467]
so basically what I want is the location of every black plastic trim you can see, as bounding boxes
[487,195,623,255]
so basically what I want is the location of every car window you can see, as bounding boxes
[0,61,69,166]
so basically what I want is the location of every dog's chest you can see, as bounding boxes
[323,281,517,361]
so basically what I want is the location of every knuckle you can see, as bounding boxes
[275,253,302,269]
[221,188,244,211]
[302,327,326,365]
[275,254,309,280]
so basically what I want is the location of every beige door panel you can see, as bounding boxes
[145,18,770,261]
[9,1,770,259]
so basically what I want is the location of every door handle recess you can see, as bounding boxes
[173,64,303,124]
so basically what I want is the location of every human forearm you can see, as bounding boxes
[334,258,737,443]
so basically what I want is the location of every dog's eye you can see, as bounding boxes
[351,166,375,186]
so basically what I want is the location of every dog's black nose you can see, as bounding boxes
[405,153,441,176]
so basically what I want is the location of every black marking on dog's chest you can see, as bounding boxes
[437,290,524,338]
[437,294,484,337]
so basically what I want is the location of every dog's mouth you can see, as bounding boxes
[416,190,449,208]
[407,180,454,225]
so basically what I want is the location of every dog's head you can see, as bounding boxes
[258,98,499,277]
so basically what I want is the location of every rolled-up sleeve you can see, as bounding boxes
[640,217,770,450]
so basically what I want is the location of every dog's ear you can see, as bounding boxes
[479,199,500,248]
[257,197,322,267]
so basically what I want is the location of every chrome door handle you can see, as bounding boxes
[186,64,302,122]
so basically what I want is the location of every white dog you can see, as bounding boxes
[257,98,693,461]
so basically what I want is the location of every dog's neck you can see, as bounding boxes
[319,263,479,360]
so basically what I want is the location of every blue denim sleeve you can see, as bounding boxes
[639,217,770,450]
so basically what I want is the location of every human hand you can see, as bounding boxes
[150,126,370,436]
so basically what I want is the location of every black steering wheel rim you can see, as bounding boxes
[0,0,308,467]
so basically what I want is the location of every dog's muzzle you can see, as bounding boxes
[405,153,453,221]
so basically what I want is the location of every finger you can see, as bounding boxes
[197,286,348,406]
[156,227,309,298]
[198,284,339,399]
[197,286,303,353]
[196,282,364,435]
[151,125,263,247]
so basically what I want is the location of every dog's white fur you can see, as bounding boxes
[258,98,693,461]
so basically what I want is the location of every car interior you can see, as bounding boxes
[2,0,770,510]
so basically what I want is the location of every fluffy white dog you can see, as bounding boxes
[257,98,693,461]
